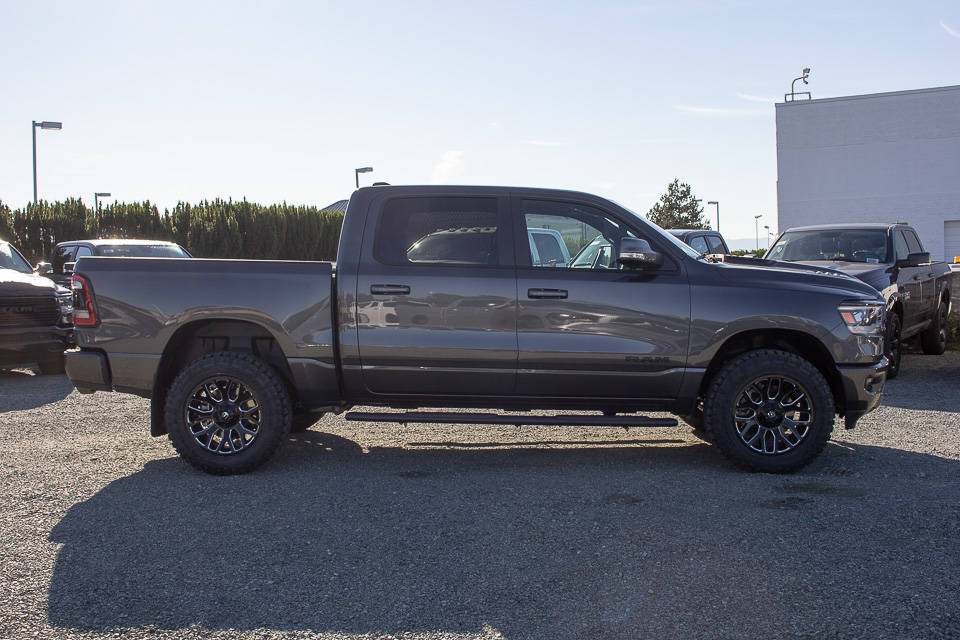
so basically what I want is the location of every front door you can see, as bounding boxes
[513,197,690,400]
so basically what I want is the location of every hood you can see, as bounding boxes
[0,268,59,295]
[782,259,892,289]
[713,256,883,300]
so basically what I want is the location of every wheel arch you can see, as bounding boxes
[150,319,299,436]
[698,329,844,415]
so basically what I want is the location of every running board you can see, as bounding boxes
[345,411,678,428]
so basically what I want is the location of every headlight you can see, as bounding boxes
[838,301,885,336]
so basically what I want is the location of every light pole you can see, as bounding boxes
[786,68,811,102]
[95,192,112,215]
[32,120,62,204]
[355,166,373,189]
[764,225,771,251]
[754,215,763,252]
[707,201,720,232]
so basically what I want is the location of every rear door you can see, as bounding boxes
[354,194,518,396]
[513,196,690,399]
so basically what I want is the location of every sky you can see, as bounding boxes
[2,0,959,248]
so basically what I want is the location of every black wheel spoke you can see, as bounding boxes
[184,375,262,456]
[731,373,812,455]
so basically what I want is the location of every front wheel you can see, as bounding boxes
[703,350,834,473]
[920,299,948,355]
[165,352,291,475]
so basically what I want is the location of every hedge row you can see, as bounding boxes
[0,198,345,265]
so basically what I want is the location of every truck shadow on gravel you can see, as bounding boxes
[0,370,73,412]
[47,430,960,639]
[880,352,960,412]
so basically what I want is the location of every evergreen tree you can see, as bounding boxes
[646,179,710,230]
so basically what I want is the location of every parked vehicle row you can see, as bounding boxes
[65,185,888,476]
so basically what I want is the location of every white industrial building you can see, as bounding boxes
[776,84,960,263]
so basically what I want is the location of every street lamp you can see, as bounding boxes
[764,225,771,251]
[355,166,373,189]
[95,192,112,214]
[707,201,720,232]
[754,215,763,252]
[786,68,811,102]
[32,120,62,204]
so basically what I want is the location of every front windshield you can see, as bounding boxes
[766,229,889,263]
[0,242,34,274]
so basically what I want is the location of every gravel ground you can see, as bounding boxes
[1,352,958,640]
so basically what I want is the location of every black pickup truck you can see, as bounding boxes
[0,240,74,374]
[65,186,888,475]
[765,223,952,378]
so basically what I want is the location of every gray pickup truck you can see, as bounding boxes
[765,223,952,378]
[65,186,888,475]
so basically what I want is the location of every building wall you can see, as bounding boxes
[776,85,960,263]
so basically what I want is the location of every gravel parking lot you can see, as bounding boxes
[1,352,958,640]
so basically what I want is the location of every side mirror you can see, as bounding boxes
[618,238,664,269]
[898,251,930,268]
[36,262,53,275]
[63,261,76,275]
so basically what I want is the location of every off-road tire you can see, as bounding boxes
[920,299,948,355]
[165,352,291,475]
[704,349,834,473]
[885,312,902,379]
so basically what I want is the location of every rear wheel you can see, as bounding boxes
[704,350,834,473]
[166,352,291,474]
[920,299,948,355]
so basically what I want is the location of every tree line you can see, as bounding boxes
[0,198,344,265]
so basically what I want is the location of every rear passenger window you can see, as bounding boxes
[689,237,709,254]
[376,197,501,266]
[706,235,726,253]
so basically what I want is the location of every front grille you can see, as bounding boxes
[0,295,60,328]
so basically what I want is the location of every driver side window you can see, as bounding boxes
[520,200,635,269]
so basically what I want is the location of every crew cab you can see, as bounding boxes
[65,186,888,475]
[0,240,73,374]
[765,223,951,378]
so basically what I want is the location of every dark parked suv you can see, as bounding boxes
[0,240,73,374]
[39,239,192,286]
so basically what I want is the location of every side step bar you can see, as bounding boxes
[345,411,678,428]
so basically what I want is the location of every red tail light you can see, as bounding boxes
[71,274,98,327]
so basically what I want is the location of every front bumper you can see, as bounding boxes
[837,357,887,429]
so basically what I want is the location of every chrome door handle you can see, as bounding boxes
[371,284,411,295]
[527,288,568,299]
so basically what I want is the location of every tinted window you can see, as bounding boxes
[75,247,93,258]
[51,246,77,274]
[689,236,709,253]
[894,231,910,260]
[531,232,566,265]
[706,235,727,253]
[902,230,923,254]
[377,197,500,266]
